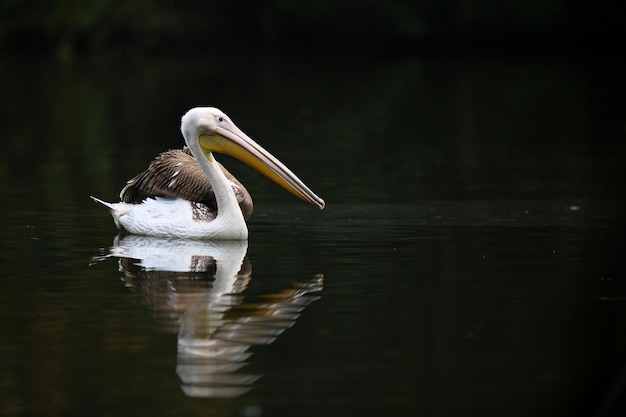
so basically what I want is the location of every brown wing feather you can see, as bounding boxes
[120,147,253,220]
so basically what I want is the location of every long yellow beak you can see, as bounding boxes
[198,127,325,210]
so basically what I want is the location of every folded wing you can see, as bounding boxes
[120,147,253,220]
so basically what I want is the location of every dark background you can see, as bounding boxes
[2,0,625,58]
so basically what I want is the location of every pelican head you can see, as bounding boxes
[181,107,325,210]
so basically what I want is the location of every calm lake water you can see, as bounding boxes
[0,53,624,416]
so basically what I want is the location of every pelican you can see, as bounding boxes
[91,107,325,239]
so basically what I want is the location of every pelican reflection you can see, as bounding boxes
[95,234,323,398]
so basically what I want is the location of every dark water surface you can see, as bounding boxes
[0,54,624,416]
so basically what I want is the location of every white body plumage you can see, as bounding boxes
[91,196,248,240]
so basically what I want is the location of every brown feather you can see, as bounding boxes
[120,147,253,220]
